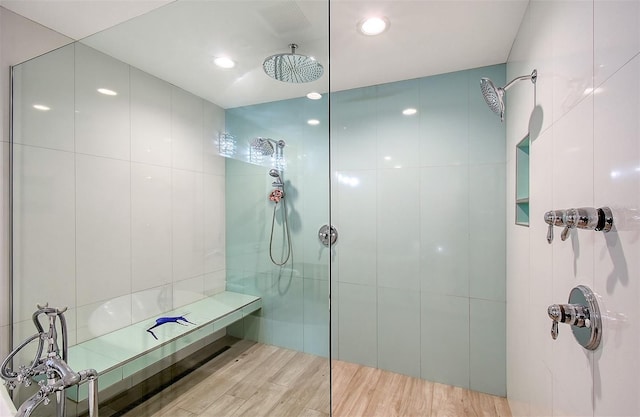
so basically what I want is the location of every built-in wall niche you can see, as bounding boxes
[515,135,529,226]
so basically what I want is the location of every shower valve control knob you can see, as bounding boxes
[318,225,338,247]
[547,285,602,350]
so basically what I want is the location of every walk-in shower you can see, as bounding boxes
[480,69,537,121]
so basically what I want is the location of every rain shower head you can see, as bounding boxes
[250,137,286,156]
[250,137,275,156]
[250,138,287,170]
[480,69,537,122]
[263,44,324,83]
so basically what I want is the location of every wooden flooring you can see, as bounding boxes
[110,338,510,417]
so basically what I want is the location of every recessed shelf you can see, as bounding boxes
[515,135,530,226]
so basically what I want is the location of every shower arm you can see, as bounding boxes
[503,69,538,91]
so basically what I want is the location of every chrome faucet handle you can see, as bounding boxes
[551,321,558,340]
[544,209,567,243]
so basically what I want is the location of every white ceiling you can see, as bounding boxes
[1,0,528,109]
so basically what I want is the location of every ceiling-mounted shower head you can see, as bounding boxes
[480,69,537,122]
[263,43,324,83]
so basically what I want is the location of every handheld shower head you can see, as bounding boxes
[480,69,537,122]
[269,169,284,188]
[269,169,281,178]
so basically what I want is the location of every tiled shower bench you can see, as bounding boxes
[66,291,262,402]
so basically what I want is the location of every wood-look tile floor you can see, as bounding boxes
[115,338,511,417]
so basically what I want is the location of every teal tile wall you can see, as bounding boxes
[225,95,330,357]
[332,64,507,396]
[225,64,506,395]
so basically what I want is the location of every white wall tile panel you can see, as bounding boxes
[507,2,640,416]
[594,0,640,88]
[12,44,75,152]
[76,154,131,306]
[550,0,594,123]
[593,54,640,417]
[172,169,204,281]
[173,275,204,308]
[204,173,225,274]
[528,1,556,135]
[203,100,226,176]
[171,87,203,172]
[75,44,130,160]
[76,294,131,343]
[131,163,172,292]
[12,145,75,322]
[131,284,173,323]
[130,68,171,167]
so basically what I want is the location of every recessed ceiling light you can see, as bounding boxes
[307,119,320,126]
[97,88,117,96]
[214,56,235,69]
[33,104,50,111]
[358,16,390,36]
[402,108,417,116]
[307,92,322,100]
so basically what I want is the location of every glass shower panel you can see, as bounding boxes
[9,1,330,415]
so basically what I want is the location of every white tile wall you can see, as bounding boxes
[76,154,132,306]
[130,68,172,166]
[8,43,226,346]
[12,44,75,152]
[592,53,640,417]
[131,163,172,291]
[12,145,76,322]
[1,11,73,353]
[506,1,640,416]
[171,86,203,172]
[75,44,131,160]
[172,169,204,281]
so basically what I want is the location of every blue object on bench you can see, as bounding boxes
[146,316,196,340]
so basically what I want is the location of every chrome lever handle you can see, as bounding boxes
[544,209,567,243]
